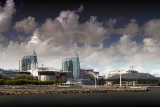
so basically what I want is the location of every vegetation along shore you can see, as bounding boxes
[0,86,149,96]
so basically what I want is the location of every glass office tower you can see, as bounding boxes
[62,53,80,81]
[19,50,38,71]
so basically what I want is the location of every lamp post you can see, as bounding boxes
[119,70,121,87]
[119,70,123,87]
[95,72,97,88]
[136,74,139,86]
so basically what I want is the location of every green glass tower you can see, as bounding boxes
[62,53,80,81]
[19,50,38,71]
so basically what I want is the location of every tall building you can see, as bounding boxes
[62,53,80,81]
[19,50,38,71]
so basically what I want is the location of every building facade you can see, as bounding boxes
[38,71,59,81]
[62,54,80,81]
[19,50,38,71]
[107,71,159,86]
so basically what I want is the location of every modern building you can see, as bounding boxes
[0,68,32,80]
[38,70,60,81]
[19,50,38,71]
[62,53,80,81]
[1,70,20,80]
[107,70,159,86]
[60,71,73,83]
[107,70,120,78]
[79,69,99,85]
[80,69,99,79]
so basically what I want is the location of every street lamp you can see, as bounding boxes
[94,72,98,88]
[119,70,123,87]
[119,70,121,87]
[136,74,139,86]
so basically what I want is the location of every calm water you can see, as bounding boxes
[0,88,160,107]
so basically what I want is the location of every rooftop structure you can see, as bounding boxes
[107,72,159,81]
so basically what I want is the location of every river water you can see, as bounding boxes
[0,88,160,107]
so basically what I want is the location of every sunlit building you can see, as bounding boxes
[19,50,38,71]
[62,53,80,81]
[38,70,60,81]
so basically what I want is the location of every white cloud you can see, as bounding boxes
[0,0,15,32]
[144,19,160,38]
[39,10,109,47]
[77,4,84,13]
[14,16,38,34]
[110,34,140,55]
[115,19,140,37]
[107,33,160,67]
[1,2,160,77]
[105,18,116,28]
[143,38,160,53]
[0,34,7,42]
[151,69,160,77]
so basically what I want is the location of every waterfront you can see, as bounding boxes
[0,88,160,106]
[0,85,149,95]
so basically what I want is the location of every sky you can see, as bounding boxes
[0,0,160,77]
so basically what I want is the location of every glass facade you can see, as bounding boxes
[62,56,80,81]
[20,50,38,71]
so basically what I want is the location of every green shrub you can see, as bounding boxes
[1,79,55,85]
[54,79,62,84]
[0,79,4,85]
[0,74,8,80]
[15,74,34,80]
[4,80,12,85]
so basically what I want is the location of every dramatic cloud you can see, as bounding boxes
[109,34,140,56]
[77,4,84,13]
[144,19,160,38]
[115,19,140,37]
[14,16,38,34]
[105,18,116,28]
[1,1,160,77]
[0,0,15,32]
[39,10,109,47]
[0,34,7,42]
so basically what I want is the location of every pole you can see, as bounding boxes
[95,73,96,88]
[119,70,121,87]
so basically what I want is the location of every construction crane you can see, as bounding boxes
[130,65,136,70]
[129,65,136,74]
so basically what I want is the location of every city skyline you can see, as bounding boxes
[1,0,160,77]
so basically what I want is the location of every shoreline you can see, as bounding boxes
[0,86,149,96]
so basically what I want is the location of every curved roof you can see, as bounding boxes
[107,73,159,80]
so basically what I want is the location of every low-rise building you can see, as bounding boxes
[60,71,73,83]
[107,71,159,86]
[1,70,20,80]
[38,70,60,81]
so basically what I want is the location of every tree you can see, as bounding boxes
[15,74,33,80]
[0,74,8,80]
[0,79,4,85]
[54,79,62,84]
